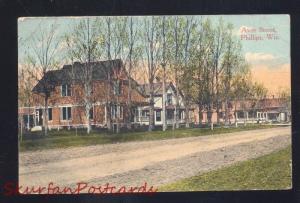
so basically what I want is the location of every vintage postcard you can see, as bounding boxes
[16,15,291,194]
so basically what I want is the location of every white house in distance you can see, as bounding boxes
[135,81,191,126]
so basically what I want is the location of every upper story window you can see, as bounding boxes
[61,84,71,97]
[89,107,94,120]
[113,80,121,95]
[167,93,172,105]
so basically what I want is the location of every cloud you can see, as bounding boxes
[245,52,276,63]
[251,63,290,96]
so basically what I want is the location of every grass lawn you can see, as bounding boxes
[19,124,278,152]
[159,146,292,191]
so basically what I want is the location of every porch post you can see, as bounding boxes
[139,108,141,122]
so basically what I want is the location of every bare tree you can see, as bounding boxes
[18,59,36,141]
[28,23,60,136]
[65,18,100,134]
[221,32,247,126]
[103,16,129,133]
[249,82,268,123]
[181,16,195,128]
[190,18,214,129]
[143,16,161,131]
[211,18,228,125]
[160,16,168,131]
[170,16,186,129]
[125,17,138,130]
[231,68,252,127]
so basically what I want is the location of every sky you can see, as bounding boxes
[18,15,290,95]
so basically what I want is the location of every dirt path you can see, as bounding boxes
[19,127,291,189]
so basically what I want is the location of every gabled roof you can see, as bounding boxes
[138,82,183,97]
[229,98,289,111]
[32,59,123,93]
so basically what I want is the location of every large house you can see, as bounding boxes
[19,59,148,130]
[134,81,195,126]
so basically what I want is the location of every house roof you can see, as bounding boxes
[138,82,182,97]
[229,98,289,111]
[32,59,127,93]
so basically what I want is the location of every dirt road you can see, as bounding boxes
[19,127,291,189]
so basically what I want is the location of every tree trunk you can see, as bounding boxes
[198,104,203,128]
[174,73,180,129]
[116,78,120,134]
[162,66,167,131]
[184,105,190,128]
[172,107,176,131]
[149,83,155,131]
[235,111,238,127]
[175,90,180,129]
[216,74,220,125]
[86,106,91,134]
[116,104,120,134]
[106,104,112,131]
[207,105,213,130]
[106,71,112,132]
[127,76,132,130]
[243,110,247,126]
[225,99,229,126]
[234,102,238,128]
[43,96,48,136]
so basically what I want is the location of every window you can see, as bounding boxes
[237,111,245,119]
[119,106,123,119]
[111,105,123,119]
[248,110,256,118]
[113,80,121,95]
[156,110,161,122]
[130,107,136,122]
[61,107,72,120]
[48,108,52,121]
[142,110,149,117]
[111,105,117,119]
[61,84,71,97]
[89,107,94,120]
[167,109,174,120]
[135,109,139,117]
[180,110,185,120]
[167,94,172,105]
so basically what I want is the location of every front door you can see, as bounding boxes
[35,109,43,126]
